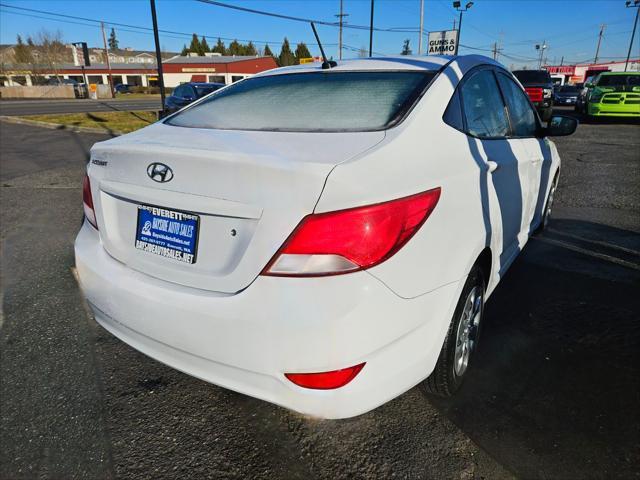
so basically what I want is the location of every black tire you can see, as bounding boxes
[535,173,559,234]
[424,266,485,397]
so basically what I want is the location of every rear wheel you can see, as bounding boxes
[424,266,485,397]
[536,173,559,234]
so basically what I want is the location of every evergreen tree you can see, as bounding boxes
[180,44,189,56]
[14,34,33,64]
[294,42,312,64]
[228,39,242,56]
[278,37,295,66]
[245,41,257,56]
[108,28,119,51]
[201,36,210,53]
[213,38,226,55]
[401,39,412,55]
[189,33,202,55]
[263,44,274,57]
[27,36,35,47]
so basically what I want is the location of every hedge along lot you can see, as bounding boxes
[19,111,158,133]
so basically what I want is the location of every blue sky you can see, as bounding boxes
[0,0,638,67]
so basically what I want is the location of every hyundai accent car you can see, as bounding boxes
[75,55,577,419]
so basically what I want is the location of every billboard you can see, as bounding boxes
[427,30,459,55]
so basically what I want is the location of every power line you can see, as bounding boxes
[0,3,303,46]
[194,0,420,33]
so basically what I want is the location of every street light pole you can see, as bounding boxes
[453,2,473,56]
[624,0,640,72]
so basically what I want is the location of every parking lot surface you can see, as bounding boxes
[1,109,638,479]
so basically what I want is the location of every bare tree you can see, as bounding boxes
[32,29,68,84]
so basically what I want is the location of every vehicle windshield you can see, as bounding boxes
[596,74,640,87]
[512,70,551,84]
[559,85,579,93]
[165,71,436,132]
[194,85,221,98]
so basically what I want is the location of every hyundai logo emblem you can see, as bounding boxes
[147,163,174,183]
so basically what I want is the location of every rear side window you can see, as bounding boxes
[497,73,538,137]
[460,70,509,139]
[166,71,435,132]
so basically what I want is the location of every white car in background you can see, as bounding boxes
[75,55,577,419]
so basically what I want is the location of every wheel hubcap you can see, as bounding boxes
[454,286,483,377]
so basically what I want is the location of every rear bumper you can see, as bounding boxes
[75,222,462,419]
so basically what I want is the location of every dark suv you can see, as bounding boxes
[512,70,554,121]
[165,82,225,114]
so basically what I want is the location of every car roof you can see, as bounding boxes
[253,55,500,77]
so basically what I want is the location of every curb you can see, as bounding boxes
[0,115,124,136]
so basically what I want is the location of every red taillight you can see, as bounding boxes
[262,188,441,276]
[285,363,365,390]
[83,174,98,229]
[525,87,543,102]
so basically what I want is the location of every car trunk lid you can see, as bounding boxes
[88,122,385,293]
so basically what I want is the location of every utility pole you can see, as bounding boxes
[101,22,115,98]
[625,0,640,72]
[560,55,564,66]
[335,0,349,60]
[594,24,606,64]
[536,40,547,69]
[418,0,424,55]
[369,0,374,57]
[150,0,167,114]
[492,41,502,60]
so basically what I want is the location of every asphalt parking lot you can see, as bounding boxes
[1,108,638,479]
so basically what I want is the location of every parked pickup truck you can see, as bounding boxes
[512,69,554,121]
[583,72,640,118]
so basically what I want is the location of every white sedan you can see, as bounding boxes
[75,55,577,419]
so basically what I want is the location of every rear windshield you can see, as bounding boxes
[559,85,579,93]
[165,71,435,132]
[596,74,640,87]
[512,70,551,84]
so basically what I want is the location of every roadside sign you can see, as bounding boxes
[299,58,316,64]
[427,30,458,55]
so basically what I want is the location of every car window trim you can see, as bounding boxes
[163,67,451,133]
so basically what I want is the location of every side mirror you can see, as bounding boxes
[545,115,578,137]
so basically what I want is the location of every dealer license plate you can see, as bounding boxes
[135,205,199,264]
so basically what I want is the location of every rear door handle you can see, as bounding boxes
[531,157,543,164]
[486,160,499,173]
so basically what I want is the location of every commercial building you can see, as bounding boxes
[544,58,640,85]
[0,53,278,88]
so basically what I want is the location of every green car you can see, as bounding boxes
[585,72,640,118]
